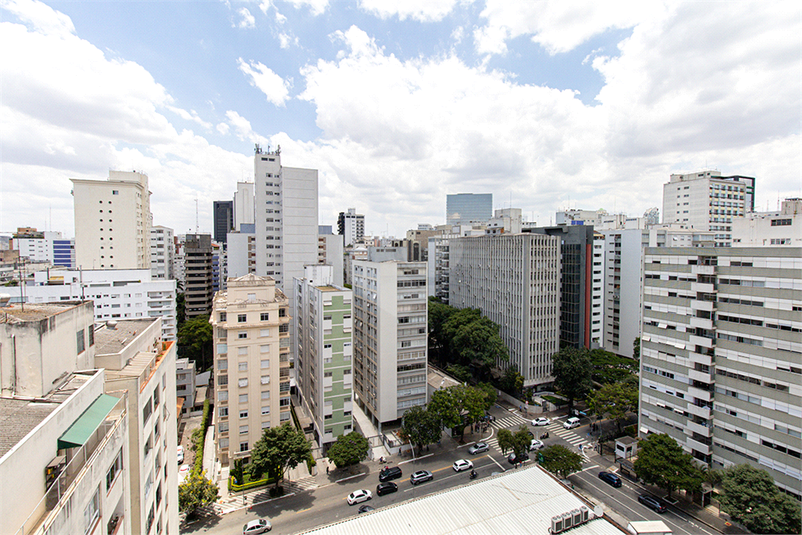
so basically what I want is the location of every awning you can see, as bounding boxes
[58,394,119,449]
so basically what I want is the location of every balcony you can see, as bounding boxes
[686,420,713,438]
[686,403,711,419]
[688,368,713,383]
[688,385,712,402]
[689,334,713,349]
[690,299,715,312]
[691,282,715,294]
[690,316,713,330]
[691,264,715,275]
[688,351,713,367]
[686,436,712,455]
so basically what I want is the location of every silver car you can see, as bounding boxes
[468,442,489,455]
[243,519,272,534]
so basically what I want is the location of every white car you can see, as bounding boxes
[347,489,372,505]
[177,445,184,464]
[452,459,474,472]
[179,464,190,475]
[564,417,581,429]
[529,439,544,451]
[243,519,272,534]
[531,417,551,426]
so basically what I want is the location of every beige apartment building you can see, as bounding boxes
[211,274,292,466]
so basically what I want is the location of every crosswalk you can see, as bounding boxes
[483,412,594,462]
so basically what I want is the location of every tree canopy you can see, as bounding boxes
[587,382,638,432]
[587,348,638,385]
[249,423,312,488]
[400,405,442,452]
[428,384,486,442]
[497,425,532,457]
[178,314,213,371]
[540,445,583,479]
[634,433,702,499]
[326,431,369,468]
[551,347,593,411]
[718,464,801,534]
[178,470,219,515]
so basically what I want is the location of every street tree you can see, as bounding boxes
[587,349,638,385]
[496,426,531,457]
[587,382,638,432]
[497,429,514,455]
[400,405,442,453]
[428,384,486,442]
[551,347,593,411]
[634,433,702,499]
[475,382,498,410]
[719,464,801,535]
[178,470,219,516]
[540,445,583,479]
[326,431,369,469]
[178,314,213,371]
[249,423,312,489]
[498,366,524,398]
[428,297,455,364]
[450,316,509,380]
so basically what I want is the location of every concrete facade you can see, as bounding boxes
[732,198,802,247]
[337,208,365,247]
[150,226,174,280]
[184,234,213,319]
[639,247,801,497]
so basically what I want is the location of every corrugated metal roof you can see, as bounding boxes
[301,465,623,535]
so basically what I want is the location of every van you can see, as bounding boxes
[379,466,402,482]
[564,417,581,429]
[599,471,622,488]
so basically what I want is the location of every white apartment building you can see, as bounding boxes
[338,208,365,247]
[210,274,292,466]
[150,226,174,280]
[590,233,605,347]
[662,170,755,247]
[96,318,179,535]
[732,198,802,247]
[176,357,198,415]
[352,261,428,425]
[601,226,714,358]
[72,170,152,270]
[317,232,345,287]
[294,265,354,447]
[22,269,178,341]
[173,234,186,289]
[234,181,255,230]
[639,247,801,497]
[449,234,560,387]
[227,224,257,278]
[12,230,63,263]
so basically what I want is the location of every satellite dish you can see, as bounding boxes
[593,505,604,518]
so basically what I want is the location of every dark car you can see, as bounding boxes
[507,452,529,465]
[410,470,433,485]
[598,471,622,488]
[379,466,402,482]
[376,481,398,496]
[638,494,667,513]
[358,505,375,514]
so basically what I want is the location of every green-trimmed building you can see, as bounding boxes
[294,265,354,447]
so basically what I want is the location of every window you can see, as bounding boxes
[324,372,333,377]
[219,391,229,401]
[261,313,269,321]
[84,488,100,534]
[238,346,248,356]
[240,442,249,452]
[324,343,332,349]
[238,314,247,323]
[261,391,270,400]
[219,421,229,432]
[218,359,228,370]
[238,332,248,339]
[279,398,290,407]
[220,312,227,322]
[143,398,152,423]
[239,394,248,403]
[260,329,270,337]
[261,359,270,368]
[106,449,123,490]
[77,329,85,354]
[261,406,270,415]
[239,362,248,371]
[219,407,228,417]
[261,375,270,385]
[239,410,248,418]
[238,378,248,388]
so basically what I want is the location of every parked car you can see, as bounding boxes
[531,417,551,426]
[410,470,433,485]
[376,482,398,496]
[177,445,184,464]
[507,452,529,465]
[379,466,402,482]
[529,439,544,451]
[453,459,474,472]
[564,417,581,429]
[358,505,375,514]
[243,519,272,534]
[347,489,372,505]
[598,471,622,488]
[468,442,489,455]
[638,494,667,513]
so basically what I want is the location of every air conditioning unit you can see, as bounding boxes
[551,516,564,534]
[580,506,589,523]
[572,508,582,526]
[562,511,573,530]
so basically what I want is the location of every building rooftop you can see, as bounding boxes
[427,368,461,391]
[0,302,84,323]
[94,319,157,355]
[300,465,620,535]
[0,372,93,458]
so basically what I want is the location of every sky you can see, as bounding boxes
[1,0,800,239]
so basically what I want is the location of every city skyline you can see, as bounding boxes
[1,0,799,239]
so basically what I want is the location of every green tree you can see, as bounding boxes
[587,382,638,433]
[176,292,186,327]
[428,297,456,364]
[634,433,702,499]
[498,366,524,398]
[231,459,245,485]
[540,445,583,479]
[551,347,593,411]
[587,348,638,385]
[496,426,536,458]
[428,384,486,442]
[178,470,219,516]
[249,423,312,489]
[450,316,509,380]
[475,382,498,410]
[718,464,801,534]
[497,429,514,455]
[326,431,370,469]
[178,314,212,371]
[446,363,472,383]
[632,337,640,361]
[400,405,442,452]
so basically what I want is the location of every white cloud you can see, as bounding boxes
[167,106,213,130]
[0,0,75,37]
[237,58,291,106]
[236,7,256,28]
[278,32,297,49]
[282,0,328,16]
[358,0,462,22]
[216,122,230,135]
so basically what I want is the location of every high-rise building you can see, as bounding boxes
[352,260,428,425]
[71,170,152,269]
[11,228,74,267]
[732,198,802,247]
[227,224,257,278]
[210,274,292,466]
[294,266,354,447]
[590,232,605,347]
[317,228,345,287]
[212,241,227,293]
[234,181,255,231]
[449,234,560,387]
[662,170,755,247]
[639,246,801,497]
[150,225,175,280]
[337,208,365,247]
[184,234,213,319]
[446,193,492,225]
[213,200,234,244]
